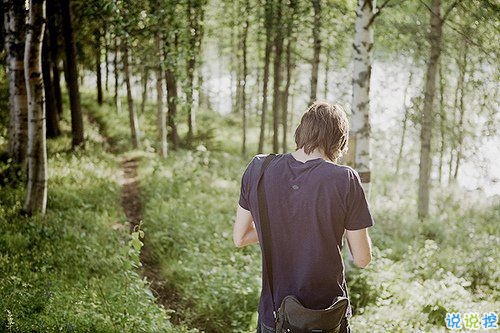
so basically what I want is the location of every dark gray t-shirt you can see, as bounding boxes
[239,153,374,327]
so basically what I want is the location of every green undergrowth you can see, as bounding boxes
[80,91,132,153]
[140,149,260,333]
[139,147,499,333]
[0,115,191,332]
[347,179,499,332]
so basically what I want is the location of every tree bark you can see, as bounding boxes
[185,0,204,144]
[234,2,241,115]
[141,66,149,114]
[156,32,167,157]
[104,25,109,92]
[453,45,468,181]
[42,28,60,138]
[4,0,28,167]
[165,68,179,149]
[60,0,84,149]
[95,29,103,106]
[197,66,204,110]
[186,48,195,144]
[272,0,284,153]
[309,0,321,105]
[438,60,446,184]
[396,67,414,175]
[46,0,62,116]
[122,39,140,149]
[113,33,120,111]
[0,2,4,51]
[350,0,375,194]
[241,0,249,155]
[281,0,297,153]
[257,0,274,154]
[448,58,460,183]
[164,25,180,149]
[24,0,47,215]
[230,1,237,114]
[418,0,442,219]
[323,46,330,100]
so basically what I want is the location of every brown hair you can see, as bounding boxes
[294,101,349,161]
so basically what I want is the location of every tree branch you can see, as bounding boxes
[444,19,498,60]
[442,0,459,22]
[367,0,394,27]
[418,0,434,16]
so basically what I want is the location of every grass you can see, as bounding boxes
[139,149,260,333]
[0,95,193,332]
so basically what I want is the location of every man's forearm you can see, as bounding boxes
[235,227,259,247]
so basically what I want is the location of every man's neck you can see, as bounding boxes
[291,148,326,162]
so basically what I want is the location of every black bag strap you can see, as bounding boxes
[257,154,277,318]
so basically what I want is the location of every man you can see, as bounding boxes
[233,101,374,333]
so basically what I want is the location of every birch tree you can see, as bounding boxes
[395,66,414,175]
[309,0,321,105]
[417,0,442,219]
[272,0,284,152]
[165,67,180,149]
[164,2,180,150]
[349,0,376,194]
[257,0,274,153]
[156,32,167,156]
[281,0,298,153]
[185,0,206,144]
[3,0,28,167]
[95,29,103,106]
[154,0,167,157]
[452,42,469,182]
[113,29,120,111]
[24,0,47,215]
[239,0,250,155]
[123,40,141,149]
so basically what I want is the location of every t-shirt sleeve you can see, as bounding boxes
[238,158,254,211]
[344,168,374,230]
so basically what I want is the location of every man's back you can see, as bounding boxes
[239,153,373,328]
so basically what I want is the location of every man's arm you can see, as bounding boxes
[346,228,372,268]
[233,205,259,247]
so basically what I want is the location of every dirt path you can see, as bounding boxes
[119,156,183,323]
[86,111,184,324]
[120,157,142,228]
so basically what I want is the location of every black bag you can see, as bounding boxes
[258,155,348,333]
[276,295,348,333]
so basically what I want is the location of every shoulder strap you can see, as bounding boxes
[257,154,277,318]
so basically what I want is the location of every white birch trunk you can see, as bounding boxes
[4,0,28,166]
[350,0,375,195]
[24,0,47,215]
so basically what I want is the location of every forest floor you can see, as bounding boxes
[120,157,166,306]
[86,107,188,324]
[86,109,185,325]
[120,153,184,325]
